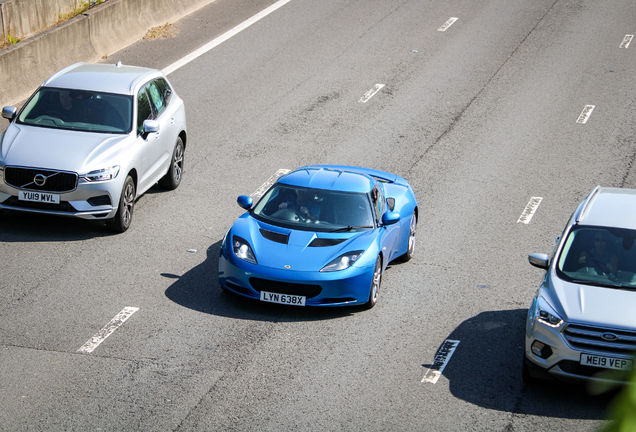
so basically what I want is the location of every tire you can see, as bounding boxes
[364,256,382,309]
[399,211,417,262]
[106,175,135,233]
[159,137,184,190]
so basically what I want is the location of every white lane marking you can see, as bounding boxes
[437,17,458,32]
[77,307,139,354]
[422,339,460,384]
[359,84,385,103]
[620,35,633,48]
[576,105,595,124]
[252,169,291,198]
[163,0,294,75]
[517,197,543,224]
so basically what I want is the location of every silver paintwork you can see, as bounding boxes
[525,186,636,384]
[0,62,186,226]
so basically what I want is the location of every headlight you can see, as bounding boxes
[232,235,257,264]
[536,297,564,328]
[320,250,364,272]
[82,166,120,182]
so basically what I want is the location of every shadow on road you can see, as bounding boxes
[439,309,614,420]
[164,241,358,322]
[0,208,110,241]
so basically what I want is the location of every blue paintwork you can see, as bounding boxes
[218,165,418,307]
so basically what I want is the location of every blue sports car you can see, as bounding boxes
[218,165,418,308]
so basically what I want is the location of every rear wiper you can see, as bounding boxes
[328,225,373,233]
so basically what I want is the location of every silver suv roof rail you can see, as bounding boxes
[575,185,602,223]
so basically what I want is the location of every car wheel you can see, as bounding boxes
[159,137,184,190]
[399,211,417,262]
[364,256,382,309]
[106,175,135,233]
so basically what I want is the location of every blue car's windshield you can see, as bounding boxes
[17,87,132,133]
[252,184,374,232]
[557,225,636,288]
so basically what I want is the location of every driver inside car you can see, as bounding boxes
[278,188,321,221]
[578,231,618,274]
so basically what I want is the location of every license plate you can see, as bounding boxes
[260,291,306,306]
[581,353,633,371]
[18,191,60,204]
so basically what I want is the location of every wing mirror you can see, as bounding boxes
[2,106,17,121]
[528,253,549,270]
[237,195,253,211]
[142,119,160,138]
[382,211,400,226]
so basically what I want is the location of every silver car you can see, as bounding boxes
[0,62,186,232]
[524,186,636,384]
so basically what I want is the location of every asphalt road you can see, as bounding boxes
[2,0,635,430]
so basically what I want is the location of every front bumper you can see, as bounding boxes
[218,244,375,307]
[0,177,123,220]
[524,303,633,384]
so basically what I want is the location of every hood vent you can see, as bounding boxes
[309,238,346,247]
[259,229,289,245]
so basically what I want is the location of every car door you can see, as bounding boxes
[372,183,401,262]
[136,81,171,192]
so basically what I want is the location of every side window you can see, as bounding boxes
[155,78,172,103]
[371,185,385,223]
[147,81,166,117]
[137,87,154,135]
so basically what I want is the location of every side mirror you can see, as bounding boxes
[2,106,17,121]
[382,211,400,226]
[237,195,253,211]
[528,253,549,270]
[142,119,160,138]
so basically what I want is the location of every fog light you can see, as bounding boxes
[531,341,553,359]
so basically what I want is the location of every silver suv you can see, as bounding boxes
[0,62,187,232]
[524,186,636,384]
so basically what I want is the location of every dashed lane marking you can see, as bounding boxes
[252,169,291,199]
[77,307,139,354]
[576,105,595,124]
[517,197,543,224]
[437,17,458,32]
[422,339,460,384]
[620,35,633,48]
[359,84,385,103]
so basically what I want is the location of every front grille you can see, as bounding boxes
[564,323,636,355]
[249,278,322,299]
[5,166,78,193]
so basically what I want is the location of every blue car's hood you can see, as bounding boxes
[0,123,129,172]
[235,215,378,271]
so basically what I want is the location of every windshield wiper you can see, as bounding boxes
[328,225,374,233]
[571,279,634,290]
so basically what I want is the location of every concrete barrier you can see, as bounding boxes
[1,0,83,41]
[0,0,215,108]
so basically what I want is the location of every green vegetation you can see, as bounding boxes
[7,35,21,45]
[58,0,105,23]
